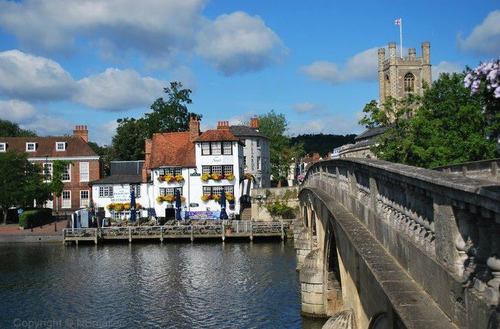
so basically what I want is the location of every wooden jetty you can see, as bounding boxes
[63,220,291,245]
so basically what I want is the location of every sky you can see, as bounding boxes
[0,0,498,145]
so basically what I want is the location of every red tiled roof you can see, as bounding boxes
[0,136,98,158]
[147,132,196,169]
[194,129,239,142]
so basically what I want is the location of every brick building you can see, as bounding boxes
[0,125,100,214]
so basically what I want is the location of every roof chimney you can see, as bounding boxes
[217,121,229,130]
[73,125,88,143]
[189,116,200,141]
[249,117,259,129]
[142,139,152,182]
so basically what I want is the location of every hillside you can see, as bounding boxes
[290,133,356,157]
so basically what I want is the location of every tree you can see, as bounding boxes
[0,152,28,224]
[259,110,304,186]
[364,72,497,168]
[0,119,36,137]
[50,160,71,215]
[88,142,113,176]
[111,82,202,160]
[21,162,51,208]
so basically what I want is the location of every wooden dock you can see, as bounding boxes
[63,220,290,244]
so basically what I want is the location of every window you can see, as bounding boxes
[0,143,5,152]
[257,156,261,170]
[56,142,66,151]
[99,186,113,197]
[26,142,36,152]
[159,187,182,196]
[211,142,222,155]
[62,191,71,209]
[79,162,89,182]
[158,167,182,176]
[223,165,233,175]
[256,139,260,148]
[202,165,233,175]
[404,72,415,93]
[201,142,232,155]
[223,142,232,154]
[43,163,53,181]
[62,164,71,182]
[80,190,89,208]
[201,142,211,155]
[131,185,141,198]
[243,156,247,169]
[202,185,234,196]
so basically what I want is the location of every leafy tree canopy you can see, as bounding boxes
[0,119,36,137]
[111,82,201,161]
[290,133,356,157]
[259,110,304,186]
[363,72,498,168]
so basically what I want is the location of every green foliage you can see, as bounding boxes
[265,201,296,219]
[366,72,498,168]
[51,160,71,197]
[0,119,36,137]
[111,82,202,160]
[0,152,51,223]
[290,133,356,157]
[18,209,53,229]
[259,110,304,185]
[88,142,113,176]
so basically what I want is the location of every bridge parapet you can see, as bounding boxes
[299,158,500,328]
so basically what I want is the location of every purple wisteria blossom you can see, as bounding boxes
[464,60,500,99]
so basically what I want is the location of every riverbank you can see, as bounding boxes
[0,220,66,243]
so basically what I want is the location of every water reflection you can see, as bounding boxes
[0,242,325,329]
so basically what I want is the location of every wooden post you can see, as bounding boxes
[222,223,225,241]
[128,227,132,243]
[62,229,65,244]
[160,226,164,243]
[250,220,253,241]
[236,221,239,233]
[94,229,98,245]
[190,224,194,242]
[280,220,284,240]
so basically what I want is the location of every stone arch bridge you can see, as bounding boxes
[294,158,499,329]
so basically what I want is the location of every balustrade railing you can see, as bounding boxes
[302,158,500,306]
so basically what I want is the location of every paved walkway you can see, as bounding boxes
[0,219,68,236]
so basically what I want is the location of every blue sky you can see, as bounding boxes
[0,0,498,145]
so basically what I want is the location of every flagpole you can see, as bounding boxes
[399,18,403,58]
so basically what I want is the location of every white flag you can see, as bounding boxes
[395,18,401,26]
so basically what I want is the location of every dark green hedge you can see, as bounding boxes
[18,209,53,229]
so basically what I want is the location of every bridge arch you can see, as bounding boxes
[295,158,500,329]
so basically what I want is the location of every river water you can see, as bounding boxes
[0,242,326,329]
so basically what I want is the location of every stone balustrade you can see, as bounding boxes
[299,158,500,328]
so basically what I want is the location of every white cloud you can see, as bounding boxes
[196,11,287,75]
[0,50,76,100]
[302,47,379,84]
[92,120,119,146]
[432,61,462,80]
[0,1,285,75]
[458,10,500,56]
[293,102,321,113]
[74,68,166,111]
[0,100,37,122]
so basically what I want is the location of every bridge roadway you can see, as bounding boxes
[295,158,499,329]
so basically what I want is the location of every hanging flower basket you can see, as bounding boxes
[175,174,184,182]
[156,195,185,204]
[225,173,235,181]
[226,192,235,203]
[211,173,223,181]
[201,173,210,182]
[201,194,212,202]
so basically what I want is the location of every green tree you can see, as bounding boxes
[21,162,51,208]
[365,73,497,168]
[111,82,202,160]
[0,152,28,224]
[50,160,71,215]
[0,119,36,137]
[88,142,113,176]
[259,110,304,186]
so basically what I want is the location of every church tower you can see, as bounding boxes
[378,42,432,104]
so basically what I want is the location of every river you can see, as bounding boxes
[0,242,326,329]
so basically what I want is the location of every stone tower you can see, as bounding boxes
[378,42,432,104]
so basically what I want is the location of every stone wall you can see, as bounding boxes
[250,186,299,221]
[297,158,500,328]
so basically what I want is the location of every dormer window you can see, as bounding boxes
[26,142,37,152]
[0,143,6,152]
[56,142,66,151]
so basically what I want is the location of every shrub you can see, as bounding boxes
[265,201,296,219]
[18,208,53,229]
